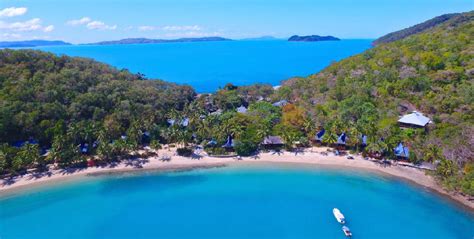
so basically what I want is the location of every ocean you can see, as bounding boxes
[1,165,473,238]
[36,40,372,93]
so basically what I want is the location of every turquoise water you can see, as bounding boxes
[36,40,372,92]
[1,165,473,238]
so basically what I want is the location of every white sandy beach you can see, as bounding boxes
[1,146,473,210]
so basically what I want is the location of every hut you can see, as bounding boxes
[272,100,288,107]
[80,143,89,154]
[236,105,247,114]
[361,134,368,147]
[394,142,410,159]
[314,129,326,143]
[222,135,234,151]
[398,111,431,128]
[261,136,284,150]
[337,133,346,145]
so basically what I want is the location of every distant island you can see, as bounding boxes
[288,35,340,42]
[0,40,71,48]
[88,37,232,45]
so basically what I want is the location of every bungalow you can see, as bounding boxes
[398,111,431,128]
[361,134,368,147]
[272,100,288,107]
[222,135,234,150]
[261,136,285,149]
[236,105,247,114]
[167,118,190,127]
[394,142,410,159]
[314,129,326,143]
[337,133,347,146]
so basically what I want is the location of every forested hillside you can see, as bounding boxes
[373,12,461,45]
[278,11,474,194]
[0,50,195,169]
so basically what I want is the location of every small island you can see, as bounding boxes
[288,35,340,42]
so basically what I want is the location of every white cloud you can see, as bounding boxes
[67,17,116,30]
[0,18,54,33]
[86,21,116,30]
[162,25,201,31]
[43,25,54,32]
[66,17,91,26]
[1,33,22,40]
[0,7,27,18]
[138,25,156,31]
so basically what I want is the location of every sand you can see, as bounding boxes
[1,146,473,210]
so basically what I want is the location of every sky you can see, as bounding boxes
[1,0,473,43]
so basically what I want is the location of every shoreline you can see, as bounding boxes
[1,147,473,211]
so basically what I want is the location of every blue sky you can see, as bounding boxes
[1,0,472,43]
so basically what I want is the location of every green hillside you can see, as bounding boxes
[0,50,195,168]
[278,11,474,194]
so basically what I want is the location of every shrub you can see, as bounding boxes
[176,147,193,157]
[205,147,227,156]
[150,140,162,150]
[234,140,258,156]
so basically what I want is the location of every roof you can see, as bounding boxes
[315,129,325,141]
[398,111,430,127]
[236,105,247,113]
[272,100,288,107]
[337,133,347,145]
[222,135,234,148]
[262,136,284,145]
[394,143,410,158]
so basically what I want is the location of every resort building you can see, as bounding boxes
[398,111,431,128]
[337,133,347,146]
[394,142,410,159]
[236,105,247,113]
[272,100,288,107]
[222,135,234,150]
[261,136,284,149]
[314,129,326,143]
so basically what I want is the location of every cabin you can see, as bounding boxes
[206,139,217,147]
[236,105,247,114]
[398,111,431,128]
[80,143,89,154]
[261,136,284,150]
[394,142,410,159]
[313,129,326,144]
[272,100,288,107]
[167,118,190,127]
[222,135,234,151]
[336,133,347,149]
[361,134,368,147]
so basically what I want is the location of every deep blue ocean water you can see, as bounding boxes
[36,40,372,93]
[1,164,473,239]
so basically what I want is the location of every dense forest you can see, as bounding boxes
[0,11,472,196]
[278,11,474,195]
[373,12,461,45]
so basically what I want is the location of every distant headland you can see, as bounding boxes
[288,35,340,42]
[0,40,71,48]
[87,37,232,45]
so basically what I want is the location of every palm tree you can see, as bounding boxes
[323,131,338,146]
[425,144,442,162]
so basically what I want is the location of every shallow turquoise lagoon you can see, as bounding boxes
[36,40,371,93]
[1,165,473,239]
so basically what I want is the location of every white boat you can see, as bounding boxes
[333,208,345,224]
[342,226,352,237]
